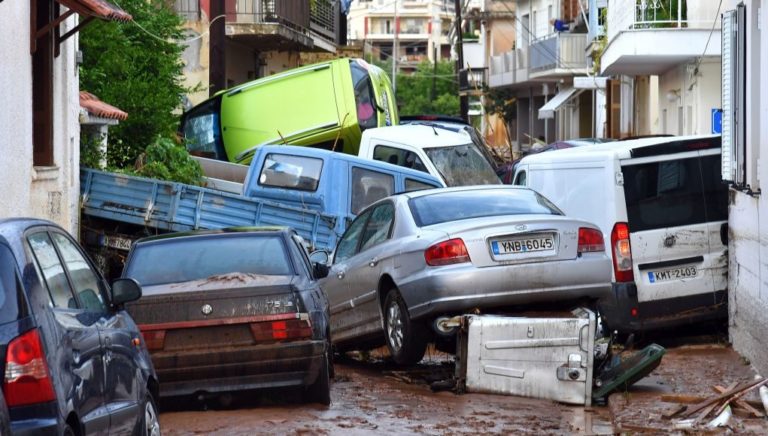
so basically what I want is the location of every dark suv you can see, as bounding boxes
[0,218,159,435]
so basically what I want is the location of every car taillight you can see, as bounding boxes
[141,330,166,351]
[3,328,56,407]
[250,317,313,342]
[425,238,470,266]
[611,222,634,282]
[577,228,605,253]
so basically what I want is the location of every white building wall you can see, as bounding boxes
[728,0,768,377]
[656,58,721,136]
[0,2,80,234]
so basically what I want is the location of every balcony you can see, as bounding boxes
[601,0,722,75]
[529,33,588,79]
[459,68,488,94]
[488,47,529,88]
[222,0,339,52]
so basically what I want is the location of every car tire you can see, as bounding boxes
[139,392,161,436]
[305,351,331,405]
[383,289,429,366]
[63,424,76,436]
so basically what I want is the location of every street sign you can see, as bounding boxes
[712,108,723,134]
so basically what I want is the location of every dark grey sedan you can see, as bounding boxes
[322,186,612,365]
[122,227,332,404]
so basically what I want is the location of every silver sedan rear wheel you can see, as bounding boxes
[383,289,429,365]
[142,393,160,436]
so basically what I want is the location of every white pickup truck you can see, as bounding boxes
[357,124,501,186]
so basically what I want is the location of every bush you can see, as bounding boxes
[133,137,203,186]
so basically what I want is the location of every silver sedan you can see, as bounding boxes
[321,186,612,364]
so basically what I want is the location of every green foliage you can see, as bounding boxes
[133,137,204,186]
[394,61,459,116]
[79,0,192,168]
[79,131,106,169]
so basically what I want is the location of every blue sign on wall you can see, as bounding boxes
[712,109,723,134]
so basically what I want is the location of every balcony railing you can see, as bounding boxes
[607,0,716,42]
[530,33,588,73]
[174,0,200,21]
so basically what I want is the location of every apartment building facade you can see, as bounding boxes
[489,0,591,154]
[174,0,345,107]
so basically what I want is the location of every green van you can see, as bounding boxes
[180,58,398,164]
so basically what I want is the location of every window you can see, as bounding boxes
[622,155,728,232]
[360,203,395,251]
[350,168,394,214]
[28,232,76,309]
[423,143,500,186]
[292,234,313,277]
[350,61,379,131]
[259,154,323,191]
[182,96,226,160]
[513,170,527,186]
[51,233,106,312]
[125,235,293,286]
[33,0,54,166]
[373,145,428,173]
[409,189,562,227]
[404,178,437,192]
[0,244,26,324]
[334,210,372,264]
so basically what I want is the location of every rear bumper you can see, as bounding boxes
[598,282,728,333]
[398,256,612,320]
[10,419,58,436]
[151,339,327,398]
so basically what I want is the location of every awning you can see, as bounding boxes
[58,0,133,22]
[538,87,584,120]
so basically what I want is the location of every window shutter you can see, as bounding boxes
[721,5,746,184]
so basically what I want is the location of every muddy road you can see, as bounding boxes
[159,352,613,435]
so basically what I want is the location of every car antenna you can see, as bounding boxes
[432,125,438,135]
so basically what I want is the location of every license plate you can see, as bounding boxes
[103,235,132,251]
[491,234,555,255]
[648,266,697,283]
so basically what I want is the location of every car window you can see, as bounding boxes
[291,234,313,277]
[0,244,25,324]
[27,232,77,309]
[182,96,226,160]
[700,154,728,222]
[409,189,562,227]
[404,178,438,192]
[373,145,429,173]
[513,170,527,186]
[259,154,323,192]
[360,203,395,251]
[334,210,372,264]
[622,155,725,232]
[124,234,293,287]
[51,233,107,312]
[350,167,394,215]
[350,61,378,130]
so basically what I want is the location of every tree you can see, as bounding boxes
[80,0,191,168]
[373,59,460,116]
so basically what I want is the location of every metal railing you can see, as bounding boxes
[309,0,337,41]
[530,33,588,72]
[607,0,716,42]
[174,0,200,21]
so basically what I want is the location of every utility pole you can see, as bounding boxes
[209,0,226,96]
[392,0,398,93]
[431,45,437,104]
[454,0,468,122]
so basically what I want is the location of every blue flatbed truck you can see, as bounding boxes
[80,145,443,278]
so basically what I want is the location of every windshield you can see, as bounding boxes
[350,61,379,131]
[181,97,227,161]
[124,234,293,287]
[424,143,501,186]
[409,189,562,227]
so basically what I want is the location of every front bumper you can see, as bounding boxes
[151,339,327,397]
[398,256,612,320]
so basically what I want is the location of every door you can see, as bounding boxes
[620,151,728,311]
[49,232,142,434]
[325,209,372,343]
[342,202,396,338]
[27,230,109,435]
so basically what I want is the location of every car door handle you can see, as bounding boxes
[336,271,345,280]
[368,257,379,267]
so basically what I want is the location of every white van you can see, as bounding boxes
[513,135,728,332]
[358,124,501,186]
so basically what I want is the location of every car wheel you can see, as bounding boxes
[140,393,161,436]
[384,289,428,365]
[305,351,331,405]
[63,424,76,436]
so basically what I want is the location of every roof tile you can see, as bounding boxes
[80,91,128,121]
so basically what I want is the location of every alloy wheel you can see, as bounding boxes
[387,301,404,352]
[145,398,161,436]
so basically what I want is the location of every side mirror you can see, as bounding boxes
[110,278,143,306]
[309,250,329,265]
[313,263,330,279]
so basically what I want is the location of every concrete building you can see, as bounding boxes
[597,0,737,138]
[0,0,130,234]
[174,0,345,107]
[489,0,591,154]
[721,0,768,376]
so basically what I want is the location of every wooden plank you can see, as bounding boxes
[662,393,765,410]
[662,404,687,420]
[714,379,768,417]
[714,385,764,418]
[680,378,767,418]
